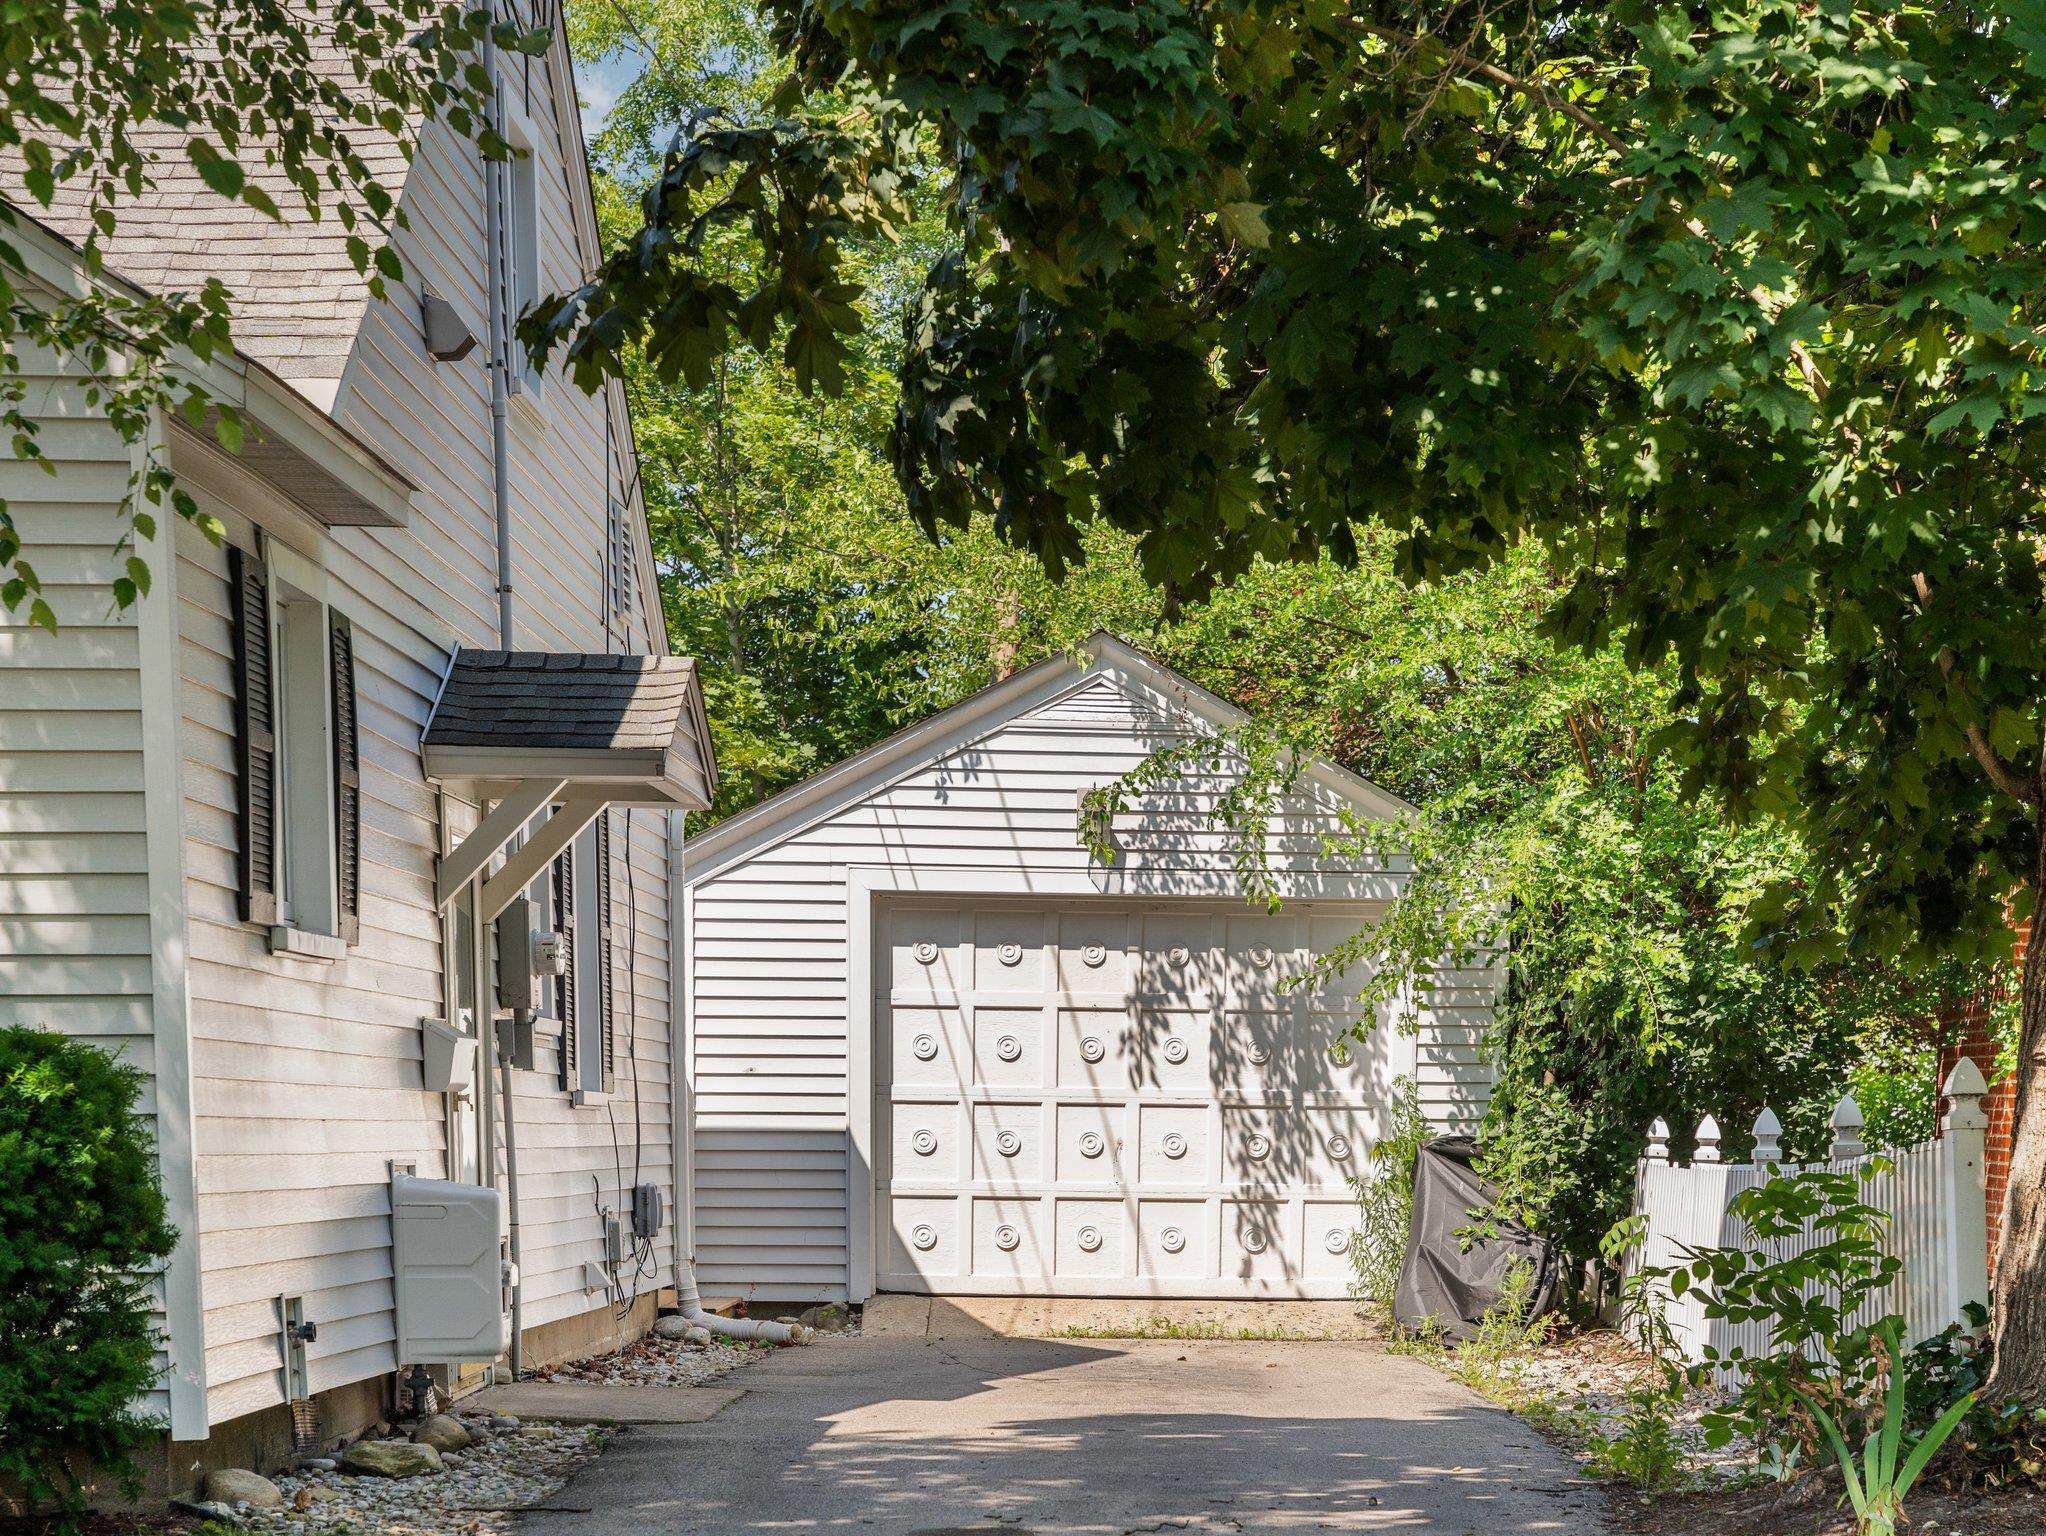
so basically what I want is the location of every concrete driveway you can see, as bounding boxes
[521,1335,1609,1535]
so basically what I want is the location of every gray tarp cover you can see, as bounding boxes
[1392,1135,1559,1342]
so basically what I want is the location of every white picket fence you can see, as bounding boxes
[1625,1059,1990,1370]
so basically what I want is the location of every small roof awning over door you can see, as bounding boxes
[424,650,717,918]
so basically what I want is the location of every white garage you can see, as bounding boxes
[675,634,1498,1303]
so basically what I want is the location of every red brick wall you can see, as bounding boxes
[1939,922,2022,1279]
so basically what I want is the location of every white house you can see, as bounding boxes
[0,27,712,1489]
[677,635,1498,1306]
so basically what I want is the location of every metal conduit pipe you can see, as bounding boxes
[498,1040,525,1376]
[480,16,525,1377]
[672,1261,810,1345]
[483,25,514,648]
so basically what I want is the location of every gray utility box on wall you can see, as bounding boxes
[392,1173,514,1364]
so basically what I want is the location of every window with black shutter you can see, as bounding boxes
[553,843,577,1090]
[329,613,362,944]
[229,546,280,926]
[596,810,616,1094]
[548,819,611,1102]
[230,538,362,948]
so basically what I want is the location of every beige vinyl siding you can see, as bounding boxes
[177,511,450,1424]
[327,47,672,1333]
[162,38,673,1422]
[0,363,180,1427]
[9,30,676,1436]
[503,799,674,1323]
[685,668,1497,1303]
[327,71,628,658]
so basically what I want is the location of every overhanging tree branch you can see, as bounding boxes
[1343,18,1626,155]
[1912,571,2042,808]
[1340,16,1835,405]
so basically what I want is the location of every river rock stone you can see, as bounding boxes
[203,1469,284,1509]
[683,1325,713,1346]
[172,1497,242,1524]
[412,1413,473,1452]
[795,1302,849,1333]
[653,1314,690,1340]
[339,1439,445,1478]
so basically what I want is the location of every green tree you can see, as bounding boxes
[2,0,543,628]
[535,1,2046,1397]
[1114,540,1965,1264]
[570,0,1958,1263]
[0,1026,177,1526]
[569,0,1163,821]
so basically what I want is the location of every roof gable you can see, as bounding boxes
[682,632,1413,884]
[0,28,602,402]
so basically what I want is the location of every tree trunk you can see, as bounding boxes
[1990,821,2046,1399]
[989,587,1022,681]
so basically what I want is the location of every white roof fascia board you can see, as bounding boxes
[238,366,416,525]
[424,745,676,779]
[11,208,419,526]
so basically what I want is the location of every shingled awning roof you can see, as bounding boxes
[423,650,715,807]
[424,651,717,916]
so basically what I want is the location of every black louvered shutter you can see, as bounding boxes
[328,611,362,944]
[554,845,577,1090]
[229,546,279,926]
[596,811,616,1093]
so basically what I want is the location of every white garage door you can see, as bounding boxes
[876,900,1402,1298]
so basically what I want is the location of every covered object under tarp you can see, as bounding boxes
[1392,1135,1559,1342]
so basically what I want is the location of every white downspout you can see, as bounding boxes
[668,830,807,1345]
[484,28,514,648]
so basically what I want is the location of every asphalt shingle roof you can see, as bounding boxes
[0,49,410,388]
[424,651,701,754]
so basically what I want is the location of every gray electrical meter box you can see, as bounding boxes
[391,1173,514,1364]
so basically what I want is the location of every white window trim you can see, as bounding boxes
[262,541,343,948]
[499,90,545,408]
[571,820,604,1099]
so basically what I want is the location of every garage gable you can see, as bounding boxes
[682,631,1412,890]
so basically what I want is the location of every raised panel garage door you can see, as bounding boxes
[876,900,1401,1298]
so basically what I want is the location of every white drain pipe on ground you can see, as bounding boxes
[673,1260,811,1345]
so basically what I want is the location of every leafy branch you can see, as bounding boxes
[2,0,547,628]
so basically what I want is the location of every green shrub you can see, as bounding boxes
[0,1026,176,1523]
[1579,1380,1690,1490]
[1906,1307,2046,1490]
[1347,1077,1426,1303]
[1632,1163,1900,1460]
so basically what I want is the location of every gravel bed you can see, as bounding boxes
[525,1305,862,1385]
[246,1418,602,1536]
[223,1314,863,1536]
[1493,1331,1752,1485]
[527,1328,756,1387]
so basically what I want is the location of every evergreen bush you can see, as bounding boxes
[0,1025,176,1524]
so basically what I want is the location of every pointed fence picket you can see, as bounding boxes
[1625,1060,1990,1372]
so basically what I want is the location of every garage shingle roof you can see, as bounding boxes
[424,651,702,753]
